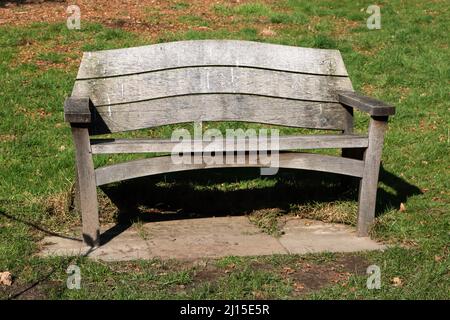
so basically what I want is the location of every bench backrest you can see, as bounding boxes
[71,40,354,135]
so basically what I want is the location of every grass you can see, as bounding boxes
[0,0,449,299]
[171,2,190,11]
[178,15,210,27]
[213,2,308,24]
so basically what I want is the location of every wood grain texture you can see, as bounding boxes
[90,134,369,154]
[71,125,100,247]
[64,97,92,123]
[66,40,396,244]
[89,95,349,134]
[72,67,353,106]
[94,152,365,186]
[76,40,349,79]
[337,91,395,116]
[357,116,388,237]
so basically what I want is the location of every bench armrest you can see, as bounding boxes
[64,97,93,123]
[337,91,395,117]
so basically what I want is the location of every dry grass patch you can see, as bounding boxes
[42,184,117,233]
[0,134,17,142]
[248,208,286,237]
[330,16,360,38]
[11,36,85,71]
[290,202,357,226]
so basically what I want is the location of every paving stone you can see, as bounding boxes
[278,218,385,254]
[39,216,384,261]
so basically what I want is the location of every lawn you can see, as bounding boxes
[0,0,449,299]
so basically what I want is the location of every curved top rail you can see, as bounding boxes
[76,40,349,79]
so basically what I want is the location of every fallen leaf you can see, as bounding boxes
[434,255,442,262]
[391,276,402,287]
[399,203,406,212]
[224,263,236,273]
[293,282,305,292]
[302,263,312,271]
[283,267,295,274]
[193,260,208,268]
[0,271,13,286]
[259,28,276,37]
[252,290,265,299]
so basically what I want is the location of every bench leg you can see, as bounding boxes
[357,116,388,236]
[71,125,100,247]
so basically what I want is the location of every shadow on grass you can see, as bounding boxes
[101,168,347,221]
[98,164,422,244]
[0,209,82,242]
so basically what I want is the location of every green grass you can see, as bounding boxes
[234,3,272,17]
[178,15,209,27]
[171,2,190,10]
[36,52,67,64]
[0,0,449,299]
[213,1,308,24]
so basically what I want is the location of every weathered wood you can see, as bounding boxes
[90,95,349,134]
[91,134,369,154]
[76,40,349,79]
[64,97,93,123]
[72,67,353,106]
[357,116,389,236]
[340,104,357,164]
[66,40,396,244]
[71,125,100,247]
[337,91,395,116]
[95,153,365,186]
[73,169,81,214]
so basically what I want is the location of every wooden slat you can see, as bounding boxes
[72,67,353,106]
[77,40,349,79]
[90,135,368,154]
[94,152,364,186]
[89,95,348,134]
[337,91,395,116]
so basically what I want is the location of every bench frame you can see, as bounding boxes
[64,42,395,247]
[65,91,394,247]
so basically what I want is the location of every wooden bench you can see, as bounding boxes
[64,40,395,247]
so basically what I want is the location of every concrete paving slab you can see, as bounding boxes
[40,228,152,261]
[279,218,385,254]
[143,216,287,259]
[39,216,384,261]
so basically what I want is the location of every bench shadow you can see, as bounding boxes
[98,164,422,245]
